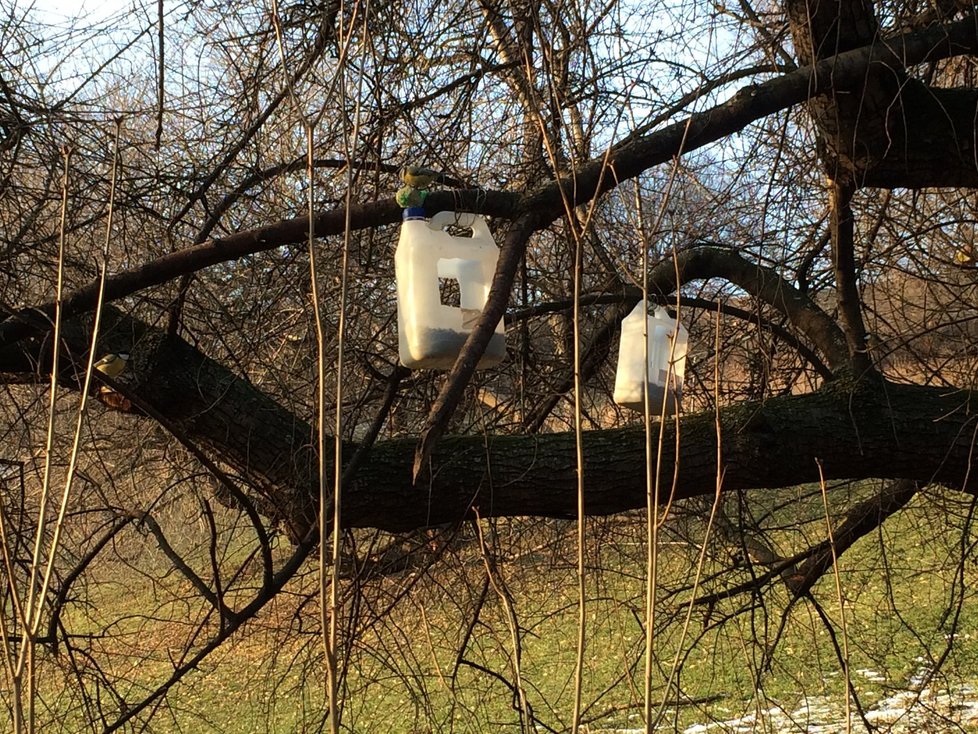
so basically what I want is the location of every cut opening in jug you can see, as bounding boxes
[438,276,461,308]
[444,224,473,238]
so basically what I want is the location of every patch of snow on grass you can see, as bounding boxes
[674,684,978,734]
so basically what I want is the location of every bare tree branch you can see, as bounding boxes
[3,12,975,349]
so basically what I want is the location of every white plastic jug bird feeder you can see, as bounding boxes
[613,302,688,414]
[395,209,506,370]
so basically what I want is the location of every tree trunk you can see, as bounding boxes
[37,311,976,540]
[785,0,978,187]
[346,376,977,531]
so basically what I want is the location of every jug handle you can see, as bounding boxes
[428,211,484,232]
[469,215,491,240]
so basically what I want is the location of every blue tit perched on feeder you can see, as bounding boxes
[94,352,129,378]
[396,185,428,208]
[400,165,440,189]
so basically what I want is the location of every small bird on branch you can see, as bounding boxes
[93,353,133,411]
[94,352,129,378]
[396,164,442,211]
[400,164,441,189]
[953,243,976,267]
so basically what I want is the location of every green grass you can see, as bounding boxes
[22,485,978,732]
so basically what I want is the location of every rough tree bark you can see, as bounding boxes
[21,306,976,541]
[785,0,978,187]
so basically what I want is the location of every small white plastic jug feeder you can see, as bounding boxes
[613,302,688,414]
[395,209,506,370]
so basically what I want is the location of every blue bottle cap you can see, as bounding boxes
[402,207,427,221]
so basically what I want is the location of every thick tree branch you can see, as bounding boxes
[693,479,919,606]
[540,9,978,210]
[786,478,919,597]
[785,0,978,185]
[48,309,335,541]
[0,191,519,348]
[3,312,973,542]
[346,379,978,532]
[649,246,849,370]
[3,12,975,349]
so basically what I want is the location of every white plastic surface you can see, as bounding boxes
[395,212,506,369]
[613,303,688,414]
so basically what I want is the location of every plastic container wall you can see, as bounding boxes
[395,211,506,369]
[613,303,688,414]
